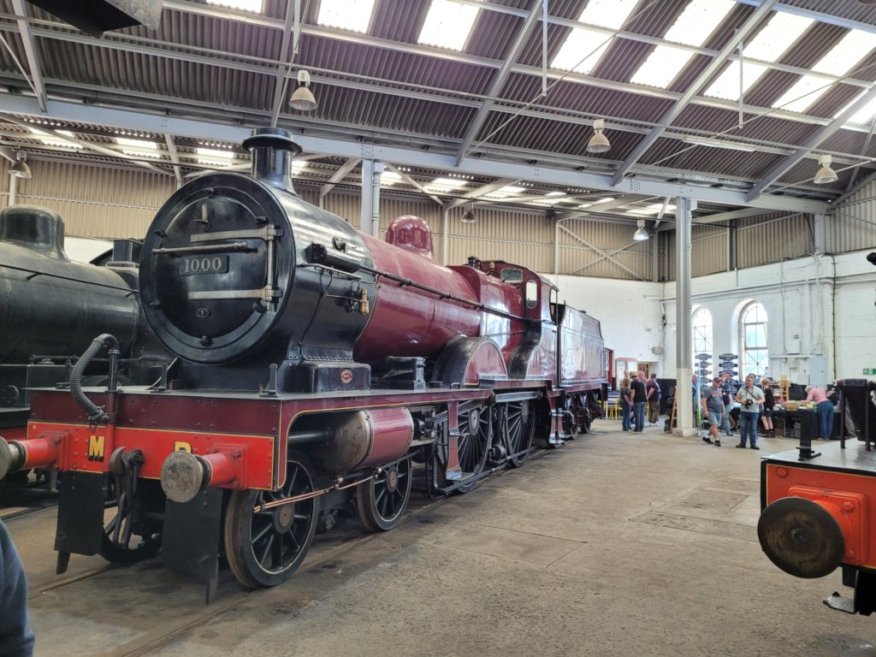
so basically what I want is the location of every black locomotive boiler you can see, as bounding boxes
[0,204,167,478]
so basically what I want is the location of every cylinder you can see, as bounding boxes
[305,408,413,474]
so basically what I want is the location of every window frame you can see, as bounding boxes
[740,301,769,378]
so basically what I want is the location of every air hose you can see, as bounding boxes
[70,333,119,424]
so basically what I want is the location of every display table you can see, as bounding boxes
[773,408,839,440]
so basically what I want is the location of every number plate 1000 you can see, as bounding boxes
[179,255,229,275]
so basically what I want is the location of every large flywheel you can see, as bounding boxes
[224,451,320,588]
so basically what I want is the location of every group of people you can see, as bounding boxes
[698,373,774,449]
[619,371,661,432]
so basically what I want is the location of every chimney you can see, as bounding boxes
[242,127,302,193]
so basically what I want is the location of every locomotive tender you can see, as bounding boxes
[0,128,606,595]
[0,206,164,454]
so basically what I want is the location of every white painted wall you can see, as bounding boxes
[543,248,876,385]
[64,236,113,263]
[546,274,666,381]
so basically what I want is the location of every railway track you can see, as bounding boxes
[20,445,561,657]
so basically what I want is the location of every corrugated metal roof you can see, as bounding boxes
[2,0,876,239]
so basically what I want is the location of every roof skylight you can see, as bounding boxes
[380,170,402,186]
[772,75,828,112]
[744,14,813,62]
[835,91,876,125]
[704,61,768,100]
[196,147,235,167]
[425,176,468,193]
[484,184,527,199]
[204,0,263,12]
[772,29,876,113]
[703,13,812,100]
[418,0,479,51]
[631,0,734,88]
[317,0,375,33]
[579,0,638,30]
[551,28,614,75]
[29,128,81,149]
[551,0,637,75]
[577,196,615,209]
[631,45,693,88]
[115,137,161,159]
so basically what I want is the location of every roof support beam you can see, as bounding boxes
[611,0,777,185]
[9,0,46,112]
[455,0,543,165]
[0,95,828,213]
[2,113,171,175]
[164,134,183,187]
[746,82,876,202]
[269,0,298,127]
[383,164,444,207]
[735,0,876,35]
[558,223,644,280]
[844,117,876,194]
[0,144,15,163]
[320,157,361,198]
[448,178,521,208]
[833,168,876,206]
[693,207,773,226]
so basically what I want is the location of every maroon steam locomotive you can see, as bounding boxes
[0,128,606,596]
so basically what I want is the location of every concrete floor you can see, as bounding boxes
[6,420,876,657]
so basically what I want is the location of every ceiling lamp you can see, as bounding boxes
[633,219,649,241]
[9,151,31,179]
[586,118,611,154]
[290,70,318,112]
[461,204,476,224]
[813,154,838,185]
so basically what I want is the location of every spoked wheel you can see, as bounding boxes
[455,404,492,493]
[99,479,162,564]
[569,395,593,437]
[357,456,413,532]
[224,451,320,588]
[501,400,534,468]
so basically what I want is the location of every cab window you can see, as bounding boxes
[525,279,538,309]
[500,268,523,284]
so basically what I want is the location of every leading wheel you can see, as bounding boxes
[357,456,413,532]
[224,451,320,588]
[99,478,162,564]
[501,401,534,468]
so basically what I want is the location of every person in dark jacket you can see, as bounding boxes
[645,373,661,425]
[0,519,34,657]
[630,371,647,432]
[760,377,775,437]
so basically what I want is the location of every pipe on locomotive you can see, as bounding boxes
[159,408,413,503]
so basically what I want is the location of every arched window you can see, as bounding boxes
[692,306,713,371]
[740,301,769,378]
